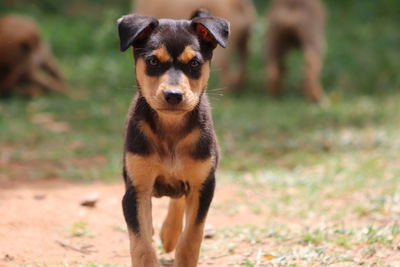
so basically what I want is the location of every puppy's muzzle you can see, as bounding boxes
[164,89,183,105]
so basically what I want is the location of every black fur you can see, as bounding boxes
[119,13,228,246]
[122,168,140,235]
[119,17,227,62]
[127,94,212,143]
[125,119,153,155]
[131,95,158,134]
[192,130,213,160]
[145,58,202,80]
[196,171,216,224]
[118,14,159,51]
[145,59,171,77]
[191,16,230,48]
[153,176,191,198]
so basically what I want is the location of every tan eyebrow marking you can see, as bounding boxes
[153,45,172,62]
[178,46,197,63]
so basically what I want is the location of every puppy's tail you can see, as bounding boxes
[190,8,211,20]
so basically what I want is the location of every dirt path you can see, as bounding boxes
[0,178,260,266]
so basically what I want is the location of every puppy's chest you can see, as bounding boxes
[151,136,199,177]
[149,133,212,194]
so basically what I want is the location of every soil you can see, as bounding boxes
[0,177,259,266]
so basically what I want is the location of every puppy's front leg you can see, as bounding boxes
[122,168,159,267]
[174,172,216,267]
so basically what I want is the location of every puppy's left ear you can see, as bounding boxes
[191,16,230,48]
[117,14,159,52]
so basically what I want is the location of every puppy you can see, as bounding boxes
[134,0,254,90]
[0,15,64,97]
[117,10,229,267]
[266,0,325,101]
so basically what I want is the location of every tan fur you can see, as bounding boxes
[153,45,172,62]
[160,198,185,252]
[124,29,219,265]
[174,188,208,267]
[139,120,202,155]
[136,54,210,114]
[128,206,158,266]
[178,46,197,64]
[134,0,255,90]
[125,138,213,189]
[266,0,325,101]
[125,141,213,266]
[0,15,65,97]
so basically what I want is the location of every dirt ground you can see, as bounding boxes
[0,177,262,267]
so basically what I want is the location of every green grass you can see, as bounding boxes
[1,1,400,266]
[1,0,399,179]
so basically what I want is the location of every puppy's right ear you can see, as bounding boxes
[117,14,159,52]
[191,15,229,49]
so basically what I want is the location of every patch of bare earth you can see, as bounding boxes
[1,174,400,266]
[0,177,265,266]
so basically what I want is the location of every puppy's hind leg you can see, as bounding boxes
[160,197,185,253]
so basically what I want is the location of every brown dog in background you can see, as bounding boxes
[134,0,255,90]
[0,15,65,97]
[266,0,325,101]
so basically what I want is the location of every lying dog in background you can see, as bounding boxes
[118,9,228,267]
[134,0,254,90]
[0,15,65,97]
[266,0,325,101]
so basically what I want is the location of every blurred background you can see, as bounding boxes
[1,0,399,177]
[1,1,400,265]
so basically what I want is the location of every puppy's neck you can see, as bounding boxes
[133,93,204,140]
[157,112,187,132]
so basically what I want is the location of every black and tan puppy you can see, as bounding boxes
[117,11,229,267]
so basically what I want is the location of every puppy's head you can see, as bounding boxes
[118,13,229,115]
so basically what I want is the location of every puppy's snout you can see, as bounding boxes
[164,89,183,105]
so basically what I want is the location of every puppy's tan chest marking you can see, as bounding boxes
[139,120,200,158]
[125,124,213,194]
[126,152,213,195]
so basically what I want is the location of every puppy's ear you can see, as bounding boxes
[117,14,159,52]
[191,15,229,48]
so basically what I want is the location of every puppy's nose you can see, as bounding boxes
[164,89,183,104]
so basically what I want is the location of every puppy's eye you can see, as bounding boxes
[189,59,200,68]
[148,57,160,66]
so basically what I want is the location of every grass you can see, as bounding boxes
[1,0,400,266]
[64,221,94,238]
[1,0,399,179]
